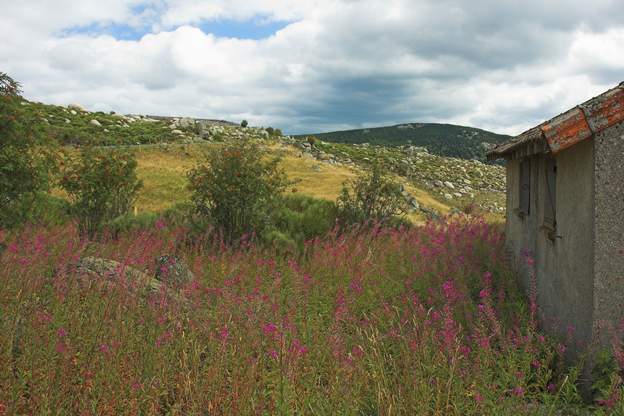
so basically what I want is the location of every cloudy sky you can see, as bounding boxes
[2,1,623,135]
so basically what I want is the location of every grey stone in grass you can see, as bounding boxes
[155,255,194,286]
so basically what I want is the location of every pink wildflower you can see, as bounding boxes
[262,322,278,336]
[218,325,229,342]
[55,342,68,354]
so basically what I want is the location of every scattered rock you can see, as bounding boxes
[90,119,101,127]
[155,255,194,286]
[171,129,184,135]
[444,181,455,190]
[76,256,161,293]
[68,104,85,112]
[176,117,195,129]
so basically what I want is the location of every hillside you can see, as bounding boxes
[17,100,271,146]
[297,123,511,160]
[20,99,505,220]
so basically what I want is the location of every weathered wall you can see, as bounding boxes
[593,121,624,342]
[539,140,594,352]
[504,140,595,354]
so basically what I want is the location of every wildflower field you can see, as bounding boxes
[0,218,612,415]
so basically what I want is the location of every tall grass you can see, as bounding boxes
[0,218,613,414]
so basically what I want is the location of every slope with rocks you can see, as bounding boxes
[281,137,506,215]
[17,100,271,145]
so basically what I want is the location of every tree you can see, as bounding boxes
[241,120,248,128]
[187,140,290,243]
[336,163,409,226]
[60,147,142,238]
[0,72,54,228]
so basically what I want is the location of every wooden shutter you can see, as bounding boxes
[519,159,531,216]
[544,158,557,229]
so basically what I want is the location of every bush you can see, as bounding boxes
[337,163,409,226]
[60,147,142,238]
[0,72,55,229]
[265,194,339,251]
[241,120,248,128]
[307,136,317,147]
[187,140,290,244]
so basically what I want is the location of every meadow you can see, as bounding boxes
[1,217,607,415]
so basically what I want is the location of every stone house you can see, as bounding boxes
[487,83,624,360]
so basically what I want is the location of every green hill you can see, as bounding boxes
[297,123,511,160]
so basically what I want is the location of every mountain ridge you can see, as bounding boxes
[296,122,511,160]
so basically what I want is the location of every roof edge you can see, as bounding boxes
[487,82,624,160]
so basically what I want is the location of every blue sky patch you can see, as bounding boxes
[197,18,292,40]
[62,17,292,41]
[61,22,149,41]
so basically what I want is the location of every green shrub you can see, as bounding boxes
[60,147,142,238]
[107,212,159,236]
[259,194,339,252]
[0,72,55,229]
[278,194,338,239]
[29,193,72,226]
[187,140,290,244]
[337,163,409,226]
[241,120,248,128]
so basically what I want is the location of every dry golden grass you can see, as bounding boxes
[63,142,451,224]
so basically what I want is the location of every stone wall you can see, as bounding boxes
[593,121,624,342]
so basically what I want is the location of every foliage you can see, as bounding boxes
[60,147,142,238]
[187,140,290,243]
[0,218,607,414]
[337,163,409,226]
[296,122,510,160]
[0,72,56,229]
[266,194,338,251]
[306,135,317,147]
[241,120,248,128]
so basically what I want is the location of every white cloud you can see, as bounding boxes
[1,0,623,135]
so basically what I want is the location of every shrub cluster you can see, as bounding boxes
[0,73,56,228]
[60,147,142,238]
[187,140,290,243]
[337,163,410,226]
